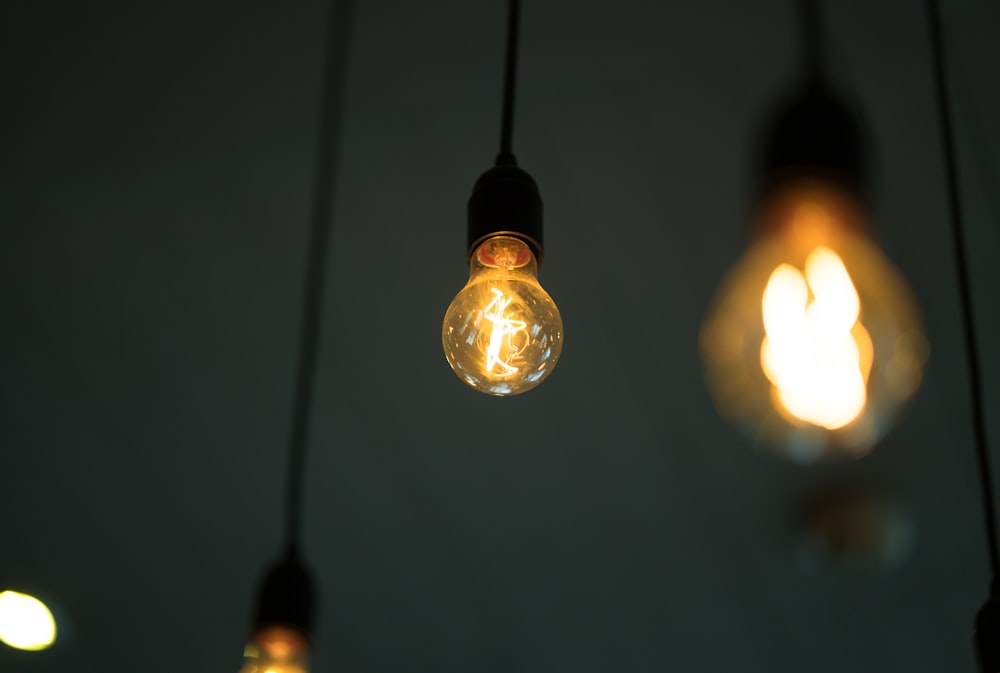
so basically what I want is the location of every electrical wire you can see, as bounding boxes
[952,49,1000,242]
[285,0,355,555]
[798,0,824,81]
[497,0,520,166]
[927,0,999,588]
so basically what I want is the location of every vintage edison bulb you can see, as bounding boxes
[238,625,309,673]
[700,181,926,462]
[443,235,563,395]
[0,590,56,651]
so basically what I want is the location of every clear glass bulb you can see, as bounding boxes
[700,180,927,462]
[0,590,56,651]
[238,625,310,673]
[443,235,563,395]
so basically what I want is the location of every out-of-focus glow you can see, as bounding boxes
[700,182,927,460]
[443,236,563,395]
[238,625,309,673]
[0,590,56,651]
[796,491,916,573]
[760,247,869,429]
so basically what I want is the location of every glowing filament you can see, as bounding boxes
[482,287,527,377]
[760,246,871,429]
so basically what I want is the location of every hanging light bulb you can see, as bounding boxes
[702,180,926,460]
[443,234,562,396]
[442,160,563,398]
[443,230,562,396]
[239,554,314,673]
[0,589,57,651]
[442,0,563,395]
[700,62,926,461]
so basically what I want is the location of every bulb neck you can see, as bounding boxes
[252,550,316,643]
[467,163,544,266]
[758,81,867,210]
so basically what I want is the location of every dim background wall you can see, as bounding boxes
[1,1,999,671]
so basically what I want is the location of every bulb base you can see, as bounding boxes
[467,164,544,265]
[252,550,316,642]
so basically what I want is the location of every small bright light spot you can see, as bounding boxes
[0,590,57,651]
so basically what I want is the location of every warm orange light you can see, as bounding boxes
[760,246,870,429]
[701,182,926,461]
[238,625,309,673]
[442,236,563,395]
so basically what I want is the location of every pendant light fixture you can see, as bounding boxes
[237,2,353,672]
[699,0,927,462]
[925,1,1000,669]
[441,0,563,396]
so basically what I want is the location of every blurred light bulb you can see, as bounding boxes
[443,235,563,395]
[0,590,56,651]
[238,625,309,673]
[701,181,927,461]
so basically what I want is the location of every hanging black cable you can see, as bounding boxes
[797,0,824,81]
[759,0,865,206]
[497,0,520,165]
[926,1,1000,670]
[238,3,354,671]
[466,0,543,263]
[927,0,999,584]
[284,0,355,557]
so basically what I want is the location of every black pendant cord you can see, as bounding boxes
[927,0,1000,589]
[497,0,520,166]
[798,0,825,83]
[284,0,355,557]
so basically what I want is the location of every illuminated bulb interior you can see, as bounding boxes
[760,246,872,429]
[238,625,309,673]
[700,184,926,457]
[442,236,563,395]
[0,590,56,651]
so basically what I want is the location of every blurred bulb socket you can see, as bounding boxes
[253,552,315,642]
[976,593,1000,672]
[467,164,544,265]
[758,81,868,209]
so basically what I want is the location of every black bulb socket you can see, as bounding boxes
[976,593,1000,673]
[253,550,316,642]
[467,161,544,266]
[757,79,868,208]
